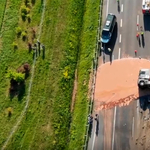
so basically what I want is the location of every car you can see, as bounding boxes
[138,69,150,89]
[101,13,116,43]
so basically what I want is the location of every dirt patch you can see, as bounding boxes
[71,69,78,112]
[94,58,150,110]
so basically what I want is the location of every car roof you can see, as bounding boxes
[103,13,116,31]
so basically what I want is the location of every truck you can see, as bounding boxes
[138,69,150,89]
[142,0,150,14]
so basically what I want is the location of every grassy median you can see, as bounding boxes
[0,0,100,149]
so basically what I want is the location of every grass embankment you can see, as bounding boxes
[68,0,100,149]
[0,0,7,31]
[0,0,29,147]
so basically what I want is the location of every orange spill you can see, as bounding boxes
[95,58,150,110]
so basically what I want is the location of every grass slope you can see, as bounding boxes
[68,0,100,149]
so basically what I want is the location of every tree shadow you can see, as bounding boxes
[9,80,26,102]
[18,81,26,101]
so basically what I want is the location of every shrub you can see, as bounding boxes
[26,14,31,23]
[31,0,36,5]
[16,26,22,35]
[12,42,18,49]
[21,5,30,15]
[7,107,13,117]
[21,31,27,40]
[21,12,26,21]
[24,0,30,5]
[6,70,25,83]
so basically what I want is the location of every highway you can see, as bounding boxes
[88,0,150,149]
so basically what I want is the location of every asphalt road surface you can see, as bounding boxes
[88,0,150,149]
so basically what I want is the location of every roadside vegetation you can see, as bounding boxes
[0,0,100,149]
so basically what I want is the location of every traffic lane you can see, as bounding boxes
[92,110,104,150]
[114,103,134,150]
[138,15,150,58]
[101,0,121,62]
[101,23,118,63]
[133,98,150,150]
[121,0,138,57]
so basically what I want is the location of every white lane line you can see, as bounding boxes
[112,106,117,150]
[92,122,96,150]
[106,0,110,17]
[121,4,123,12]
[120,19,122,27]
[112,54,114,60]
[132,117,135,138]
[119,34,122,43]
[137,15,139,30]
[118,48,121,59]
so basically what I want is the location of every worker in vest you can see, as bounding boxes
[141,31,144,36]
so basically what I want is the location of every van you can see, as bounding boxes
[101,13,116,43]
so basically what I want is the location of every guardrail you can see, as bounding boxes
[82,0,103,149]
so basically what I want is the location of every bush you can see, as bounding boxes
[21,31,27,40]
[16,26,22,35]
[24,0,30,5]
[21,5,30,15]
[7,107,13,117]
[31,0,36,5]
[12,42,18,49]
[6,70,25,83]
[26,14,31,23]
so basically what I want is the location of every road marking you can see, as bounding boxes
[132,117,135,138]
[92,122,96,150]
[118,48,121,59]
[119,34,121,43]
[137,15,139,31]
[106,0,110,17]
[112,54,114,60]
[120,19,122,27]
[121,4,123,12]
[112,106,117,150]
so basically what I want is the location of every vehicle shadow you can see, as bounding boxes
[143,15,150,31]
[138,88,150,111]
[102,22,118,63]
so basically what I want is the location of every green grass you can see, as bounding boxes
[0,0,7,31]
[68,0,100,149]
[0,0,101,149]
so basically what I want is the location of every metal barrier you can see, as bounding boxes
[83,0,103,149]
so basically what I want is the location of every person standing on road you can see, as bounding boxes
[135,50,137,57]
[136,32,139,39]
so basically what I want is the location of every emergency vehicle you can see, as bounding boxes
[142,0,150,14]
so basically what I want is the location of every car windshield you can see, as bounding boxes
[102,30,109,39]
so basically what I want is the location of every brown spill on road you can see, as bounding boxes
[95,58,150,110]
